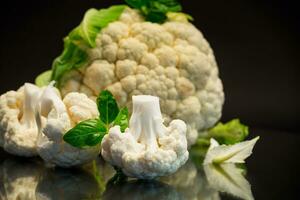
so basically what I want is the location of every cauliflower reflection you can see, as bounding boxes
[162,159,254,200]
[0,157,113,200]
[161,160,220,200]
[102,180,184,200]
[35,167,101,200]
[204,163,254,200]
[0,158,42,200]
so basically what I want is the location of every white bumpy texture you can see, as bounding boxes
[37,85,101,167]
[0,83,43,156]
[101,95,189,179]
[60,8,225,145]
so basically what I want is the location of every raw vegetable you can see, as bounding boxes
[101,95,189,179]
[190,119,250,164]
[0,83,44,156]
[63,90,128,148]
[36,84,101,167]
[38,0,224,146]
[203,137,259,164]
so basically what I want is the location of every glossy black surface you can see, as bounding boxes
[1,129,299,200]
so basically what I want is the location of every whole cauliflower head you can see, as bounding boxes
[37,84,100,167]
[101,95,189,179]
[0,83,43,156]
[60,8,224,145]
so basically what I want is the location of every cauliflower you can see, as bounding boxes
[101,95,189,179]
[203,137,259,165]
[49,5,224,145]
[36,84,101,167]
[0,83,43,156]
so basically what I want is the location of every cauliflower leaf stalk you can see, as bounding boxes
[101,95,189,179]
[204,137,259,165]
[63,90,129,148]
[190,119,250,166]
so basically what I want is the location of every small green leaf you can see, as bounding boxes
[149,0,182,13]
[125,0,182,23]
[97,90,119,125]
[208,119,249,145]
[114,107,129,132]
[125,0,147,9]
[63,119,107,148]
[146,11,167,23]
[35,70,52,87]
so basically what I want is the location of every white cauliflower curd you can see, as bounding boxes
[36,84,101,167]
[58,7,224,145]
[0,83,43,156]
[101,95,189,179]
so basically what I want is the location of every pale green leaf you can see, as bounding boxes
[35,70,52,87]
[204,137,259,164]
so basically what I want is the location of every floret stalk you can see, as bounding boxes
[21,83,41,129]
[39,84,66,117]
[129,95,166,151]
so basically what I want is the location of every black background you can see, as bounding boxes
[0,0,299,132]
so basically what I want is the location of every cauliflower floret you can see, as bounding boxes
[37,85,100,167]
[0,83,43,156]
[101,95,189,179]
[60,8,225,146]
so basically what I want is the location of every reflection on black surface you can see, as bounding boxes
[103,180,184,200]
[204,164,253,200]
[0,154,254,200]
[161,160,220,200]
[35,168,101,200]
[162,160,254,200]
[0,158,42,200]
